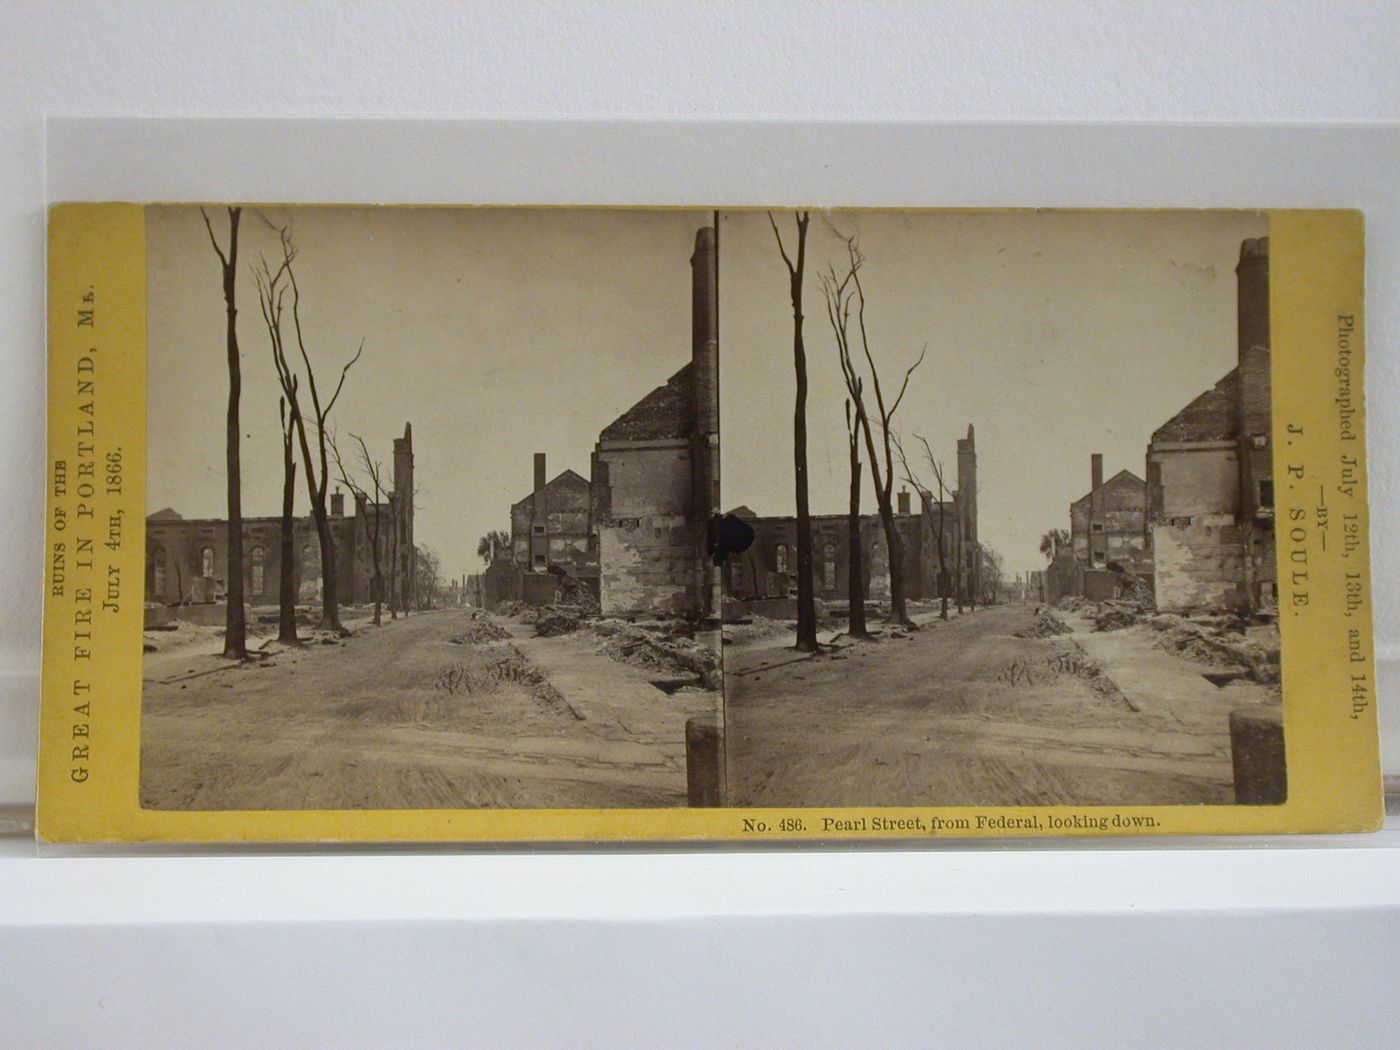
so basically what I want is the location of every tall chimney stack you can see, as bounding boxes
[898,488,911,516]
[691,225,719,440]
[1237,237,1270,363]
[331,488,345,518]
[1091,453,1104,492]
[533,452,547,493]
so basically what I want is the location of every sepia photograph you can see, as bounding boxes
[139,206,723,810]
[718,209,1283,809]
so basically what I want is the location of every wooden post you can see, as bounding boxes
[685,714,724,807]
[1229,705,1287,804]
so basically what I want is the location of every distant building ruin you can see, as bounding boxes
[724,424,980,611]
[145,422,415,611]
[1070,454,1151,575]
[1041,236,1273,612]
[496,226,721,620]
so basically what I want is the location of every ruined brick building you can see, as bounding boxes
[508,453,598,606]
[1047,237,1273,611]
[724,424,981,609]
[1147,237,1274,611]
[146,422,415,611]
[1070,453,1151,575]
[497,226,721,619]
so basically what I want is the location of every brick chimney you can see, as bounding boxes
[533,452,547,493]
[957,423,977,546]
[1237,237,1271,438]
[898,488,911,515]
[692,225,718,440]
[330,488,345,517]
[1237,237,1270,363]
[692,223,722,621]
[1091,453,1104,492]
[1236,237,1272,522]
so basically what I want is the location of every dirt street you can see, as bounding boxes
[140,609,714,810]
[724,602,1279,807]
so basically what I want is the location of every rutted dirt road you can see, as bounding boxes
[725,602,1279,807]
[140,609,714,810]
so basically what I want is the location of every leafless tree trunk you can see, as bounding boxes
[331,432,388,627]
[386,493,400,619]
[414,544,440,610]
[978,544,1003,605]
[844,399,869,638]
[276,397,299,644]
[256,227,363,633]
[768,211,819,652]
[201,207,248,660]
[823,236,925,628]
[896,433,951,622]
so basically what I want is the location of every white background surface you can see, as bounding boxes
[3,4,1399,1047]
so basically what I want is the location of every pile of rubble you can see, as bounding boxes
[1092,601,1141,632]
[530,572,603,638]
[588,619,720,689]
[722,614,790,643]
[554,573,599,615]
[1014,609,1073,639]
[449,612,510,645]
[494,600,538,624]
[1149,614,1280,684]
[535,606,584,637]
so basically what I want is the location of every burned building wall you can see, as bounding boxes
[145,510,360,607]
[145,425,413,612]
[722,423,978,612]
[594,366,700,617]
[955,424,979,604]
[593,226,718,620]
[725,509,931,605]
[1069,461,1152,576]
[508,454,598,605]
[1149,237,1274,612]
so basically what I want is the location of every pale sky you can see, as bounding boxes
[718,208,1269,575]
[146,206,706,582]
[148,205,1267,584]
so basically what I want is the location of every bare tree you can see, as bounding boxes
[842,399,869,638]
[768,210,819,652]
[978,544,1004,606]
[255,227,363,632]
[822,236,925,627]
[414,545,440,610]
[256,240,302,641]
[200,206,247,660]
[275,396,299,644]
[330,432,389,627]
[895,432,951,622]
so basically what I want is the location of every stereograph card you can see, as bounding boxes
[36,202,1381,842]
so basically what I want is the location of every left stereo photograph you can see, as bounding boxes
[50,204,724,822]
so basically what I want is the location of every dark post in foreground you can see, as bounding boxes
[1229,705,1287,804]
[685,714,724,807]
